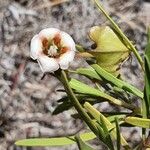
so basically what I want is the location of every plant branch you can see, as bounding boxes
[58,70,98,135]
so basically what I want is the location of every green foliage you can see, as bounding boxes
[15,132,96,147]
[52,100,72,115]
[84,102,130,149]
[93,0,144,70]
[15,138,75,147]
[98,116,115,150]
[69,78,105,97]
[69,78,136,111]
[76,44,85,52]
[75,135,95,150]
[74,65,143,99]
[144,27,150,118]
[52,95,97,115]
[76,67,101,80]
[89,26,129,76]
[92,64,143,99]
[125,117,150,128]
[107,114,126,123]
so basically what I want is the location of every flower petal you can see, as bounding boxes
[30,28,76,73]
[59,50,75,70]
[39,28,60,40]
[30,34,43,60]
[37,55,59,73]
[60,32,76,51]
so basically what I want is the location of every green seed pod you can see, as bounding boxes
[89,26,130,77]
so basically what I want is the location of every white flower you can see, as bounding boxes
[30,28,76,73]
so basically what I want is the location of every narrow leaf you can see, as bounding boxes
[84,102,130,148]
[107,114,126,123]
[144,27,150,118]
[69,78,102,96]
[76,68,101,80]
[96,125,105,142]
[125,117,150,128]
[15,132,96,147]
[92,64,143,99]
[99,116,115,150]
[52,101,72,115]
[69,78,136,111]
[75,135,95,150]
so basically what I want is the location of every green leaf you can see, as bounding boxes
[53,95,97,115]
[92,64,143,99]
[96,125,105,143]
[57,96,69,102]
[76,68,101,80]
[93,0,144,70]
[69,78,103,97]
[89,26,128,52]
[98,116,115,150]
[76,44,85,52]
[144,27,150,118]
[89,26,129,76]
[52,101,72,115]
[15,132,96,147]
[107,114,126,123]
[125,117,150,128]
[75,135,95,150]
[69,78,136,111]
[115,118,121,150]
[84,102,130,149]
[15,138,75,147]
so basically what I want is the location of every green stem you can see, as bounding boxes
[94,0,144,70]
[59,70,98,135]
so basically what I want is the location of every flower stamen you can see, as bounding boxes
[48,44,58,56]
